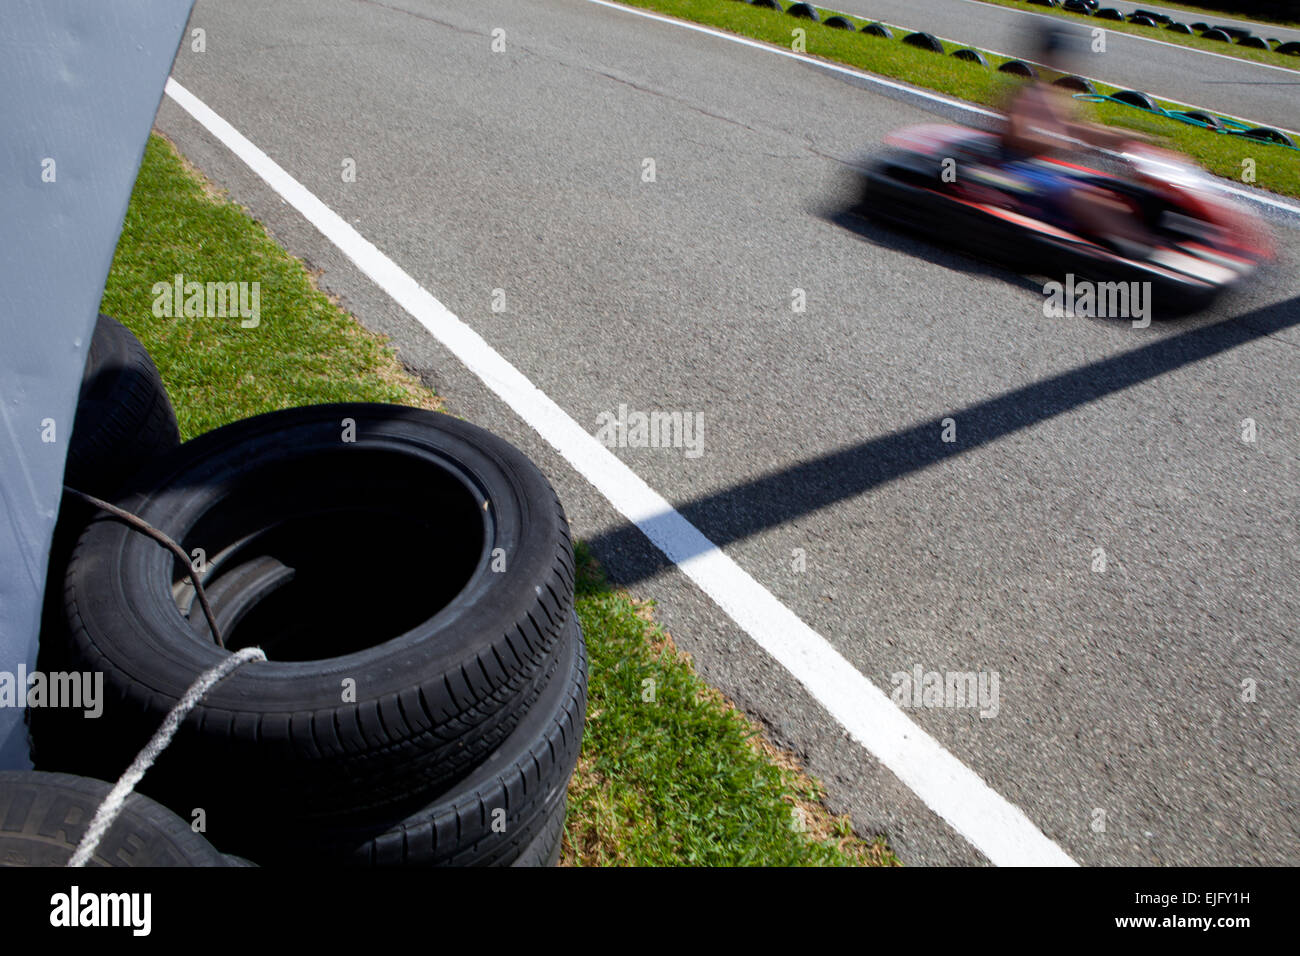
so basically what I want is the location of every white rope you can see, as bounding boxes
[67,646,267,867]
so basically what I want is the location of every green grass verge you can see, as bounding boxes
[568,542,897,865]
[973,0,1300,70]
[102,132,896,866]
[100,135,440,440]
[617,0,1300,198]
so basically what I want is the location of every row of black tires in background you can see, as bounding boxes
[738,0,1297,146]
[4,315,585,866]
[748,0,1300,57]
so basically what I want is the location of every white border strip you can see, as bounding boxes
[164,77,1077,866]
[582,0,1300,218]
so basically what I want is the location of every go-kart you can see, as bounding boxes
[856,123,1274,315]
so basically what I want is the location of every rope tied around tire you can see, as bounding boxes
[61,486,264,866]
[67,646,265,867]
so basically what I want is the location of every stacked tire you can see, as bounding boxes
[0,771,240,867]
[33,321,584,867]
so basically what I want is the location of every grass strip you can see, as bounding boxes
[567,542,897,865]
[616,0,1300,198]
[101,131,897,866]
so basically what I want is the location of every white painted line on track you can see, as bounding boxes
[164,76,1078,867]
[583,0,1300,219]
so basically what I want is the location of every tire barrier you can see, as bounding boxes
[750,0,783,10]
[747,1,1300,155]
[903,31,945,53]
[1077,91,1300,151]
[35,402,583,866]
[32,314,183,755]
[64,315,181,500]
[998,59,1038,78]
[0,771,238,866]
[1052,74,1096,93]
[1213,25,1252,41]
[952,48,989,65]
[1111,88,1158,110]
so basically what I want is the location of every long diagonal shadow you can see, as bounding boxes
[588,295,1300,585]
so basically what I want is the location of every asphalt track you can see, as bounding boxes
[156,0,1299,865]
[827,0,1300,131]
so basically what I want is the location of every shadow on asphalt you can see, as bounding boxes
[587,291,1300,587]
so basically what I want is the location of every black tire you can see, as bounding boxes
[1167,22,1192,33]
[998,59,1038,78]
[0,771,232,866]
[1062,0,1093,14]
[1095,8,1125,20]
[64,315,180,500]
[51,403,575,828]
[33,315,181,751]
[786,2,818,20]
[1241,126,1296,147]
[1181,110,1222,130]
[1053,74,1096,93]
[952,48,989,66]
[903,32,944,54]
[823,15,854,29]
[1278,41,1300,56]
[1134,10,1170,23]
[512,794,567,868]
[1128,15,1157,26]
[249,612,587,867]
[1200,28,1231,42]
[1112,89,1157,111]
[1237,36,1269,49]
[1027,0,1059,7]
[1189,23,1210,32]
[750,0,782,9]
[1213,25,1250,40]
[861,22,893,39]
